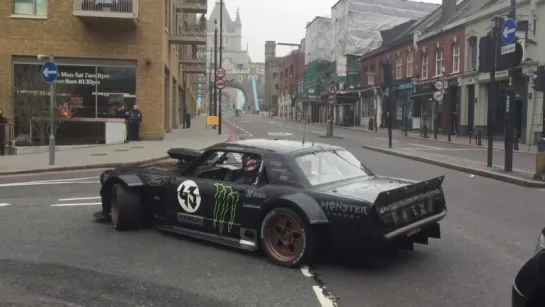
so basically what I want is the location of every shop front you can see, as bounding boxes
[392,81,414,131]
[410,82,436,133]
[335,91,360,127]
[360,88,375,130]
[12,57,136,146]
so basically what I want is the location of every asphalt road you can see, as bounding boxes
[244,116,536,174]
[0,113,543,307]
[225,114,545,306]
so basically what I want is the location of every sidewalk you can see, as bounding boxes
[0,116,229,175]
[271,116,538,154]
[361,144,545,188]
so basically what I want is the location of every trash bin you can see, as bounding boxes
[534,138,545,180]
[368,118,374,131]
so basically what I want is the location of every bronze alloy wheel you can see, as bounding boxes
[110,187,119,227]
[263,212,304,263]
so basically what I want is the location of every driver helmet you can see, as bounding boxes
[241,154,260,172]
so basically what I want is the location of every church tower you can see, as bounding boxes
[234,7,242,50]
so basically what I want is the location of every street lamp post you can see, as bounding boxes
[37,54,56,165]
[218,0,223,135]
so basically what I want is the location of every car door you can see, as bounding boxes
[162,150,250,239]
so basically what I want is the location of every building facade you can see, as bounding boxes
[264,41,281,114]
[278,50,304,119]
[359,0,480,135]
[1,0,206,143]
[453,0,542,144]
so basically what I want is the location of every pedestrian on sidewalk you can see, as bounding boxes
[184,107,191,128]
[0,109,7,156]
[127,104,143,141]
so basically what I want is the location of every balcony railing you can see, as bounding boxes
[176,0,207,13]
[180,21,206,34]
[74,0,138,19]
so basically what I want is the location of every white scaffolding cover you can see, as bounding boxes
[304,17,333,65]
[331,0,438,58]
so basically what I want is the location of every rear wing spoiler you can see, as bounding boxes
[167,148,203,161]
[373,176,445,215]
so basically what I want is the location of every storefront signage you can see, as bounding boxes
[56,71,111,86]
[393,82,413,91]
[416,82,434,93]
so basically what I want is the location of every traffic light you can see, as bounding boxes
[532,66,545,92]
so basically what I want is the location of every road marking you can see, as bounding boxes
[311,131,322,134]
[0,203,10,207]
[0,177,99,187]
[374,137,398,142]
[313,286,337,307]
[59,196,101,201]
[300,266,338,307]
[408,143,443,150]
[284,125,292,129]
[51,202,101,207]
[268,132,293,136]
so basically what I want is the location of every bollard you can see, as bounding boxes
[468,128,473,144]
[476,130,482,146]
[533,138,545,180]
[514,128,519,151]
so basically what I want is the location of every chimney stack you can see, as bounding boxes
[442,0,457,20]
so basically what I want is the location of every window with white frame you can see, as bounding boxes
[395,57,403,79]
[452,43,460,73]
[406,52,413,77]
[467,37,477,71]
[435,48,444,76]
[421,54,428,79]
[13,0,47,16]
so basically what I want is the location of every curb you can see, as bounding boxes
[361,144,545,188]
[273,118,536,155]
[0,156,170,176]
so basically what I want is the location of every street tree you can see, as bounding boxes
[12,65,67,145]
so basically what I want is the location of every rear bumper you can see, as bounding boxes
[511,284,527,307]
[384,210,447,239]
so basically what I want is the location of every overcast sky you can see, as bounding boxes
[208,0,442,63]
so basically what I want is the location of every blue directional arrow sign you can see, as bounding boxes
[41,61,58,84]
[502,19,516,45]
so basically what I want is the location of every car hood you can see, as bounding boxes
[318,176,415,203]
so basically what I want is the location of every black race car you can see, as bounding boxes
[94,139,447,267]
[512,227,545,307]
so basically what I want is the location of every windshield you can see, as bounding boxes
[294,150,372,186]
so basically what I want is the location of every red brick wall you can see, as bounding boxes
[279,51,304,96]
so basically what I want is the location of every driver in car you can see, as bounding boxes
[233,154,261,184]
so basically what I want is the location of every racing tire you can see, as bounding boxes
[110,183,141,231]
[260,207,316,268]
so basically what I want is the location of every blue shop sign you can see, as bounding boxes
[393,82,413,91]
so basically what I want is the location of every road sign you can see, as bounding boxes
[434,80,444,90]
[41,61,58,84]
[328,95,336,104]
[433,91,443,101]
[215,79,226,90]
[327,84,337,94]
[502,19,516,45]
[501,43,516,55]
[215,67,226,78]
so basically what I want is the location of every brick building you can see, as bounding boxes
[278,49,304,119]
[360,0,481,134]
[0,0,206,144]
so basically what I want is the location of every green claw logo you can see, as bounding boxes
[213,183,239,233]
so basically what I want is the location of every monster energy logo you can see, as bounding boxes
[213,183,239,233]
